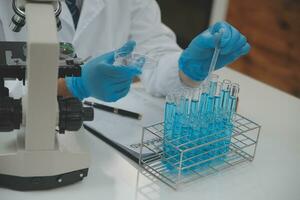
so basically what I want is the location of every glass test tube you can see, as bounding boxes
[228,83,240,121]
[189,88,200,119]
[208,74,219,96]
[214,82,223,113]
[211,82,223,132]
[189,88,201,147]
[206,74,219,113]
[221,83,240,155]
[183,88,191,117]
[198,82,209,114]
[220,80,232,111]
[163,94,174,161]
[210,82,225,158]
[164,94,176,139]
[181,88,192,140]
[172,91,183,140]
[203,75,219,161]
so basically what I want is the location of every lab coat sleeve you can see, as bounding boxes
[129,0,186,97]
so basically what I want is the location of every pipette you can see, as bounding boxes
[206,29,225,82]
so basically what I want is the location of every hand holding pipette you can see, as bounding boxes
[179,21,250,82]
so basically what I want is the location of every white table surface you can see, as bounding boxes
[1,68,300,200]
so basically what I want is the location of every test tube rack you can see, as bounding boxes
[139,113,261,190]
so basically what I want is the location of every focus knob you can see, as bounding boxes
[58,97,94,133]
[0,97,22,132]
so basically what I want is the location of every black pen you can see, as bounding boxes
[83,101,142,120]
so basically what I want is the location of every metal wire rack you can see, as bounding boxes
[139,113,261,190]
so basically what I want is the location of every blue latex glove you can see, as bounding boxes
[66,41,143,102]
[179,21,251,81]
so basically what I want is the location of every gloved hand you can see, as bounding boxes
[179,21,250,81]
[65,41,143,102]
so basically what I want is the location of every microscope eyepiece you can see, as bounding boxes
[10,15,25,33]
[10,0,63,32]
[10,0,26,32]
[55,1,62,31]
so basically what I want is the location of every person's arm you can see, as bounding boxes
[129,0,249,95]
[63,41,143,102]
[129,0,199,96]
[178,71,201,88]
[58,78,73,97]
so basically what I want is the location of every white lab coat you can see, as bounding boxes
[0,0,184,98]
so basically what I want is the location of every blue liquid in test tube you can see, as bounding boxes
[223,83,240,154]
[187,29,224,169]
[170,89,189,148]
[162,91,181,171]
[189,88,200,138]
[184,88,202,167]
[220,79,232,129]
[172,96,183,140]
[214,82,223,113]
[206,74,219,113]
[198,83,209,114]
[220,80,231,112]
[164,94,176,139]
[208,82,223,159]
[190,100,199,119]
[168,89,191,170]
[189,88,200,117]
[179,90,191,139]
[204,28,223,145]
[203,75,219,161]
[189,83,212,166]
[213,80,231,158]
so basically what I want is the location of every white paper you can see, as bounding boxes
[84,84,165,155]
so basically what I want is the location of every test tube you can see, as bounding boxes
[220,79,232,111]
[183,88,191,117]
[198,82,209,114]
[208,74,219,97]
[164,93,180,166]
[211,82,226,157]
[206,74,219,113]
[171,89,185,140]
[202,75,219,160]
[189,88,200,118]
[221,83,240,155]
[217,80,232,146]
[214,82,223,113]
[181,88,192,139]
[228,83,240,121]
[189,88,201,145]
[212,82,223,131]
[164,94,176,139]
[176,88,190,125]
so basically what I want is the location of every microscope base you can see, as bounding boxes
[0,128,90,191]
[0,168,88,191]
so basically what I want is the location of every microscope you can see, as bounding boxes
[0,0,94,190]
